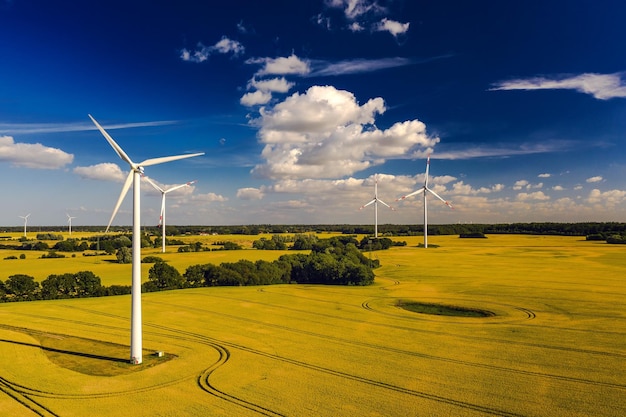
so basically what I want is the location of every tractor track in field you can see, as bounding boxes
[188,289,626,359]
[0,376,60,417]
[0,308,538,417]
[4,300,625,417]
[1,313,285,417]
[142,299,626,392]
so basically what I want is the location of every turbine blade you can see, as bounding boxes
[106,171,134,233]
[88,115,134,165]
[359,199,376,210]
[424,154,431,187]
[142,175,164,193]
[159,195,166,226]
[378,199,396,211]
[164,180,195,194]
[396,187,425,201]
[427,188,454,208]
[140,152,204,167]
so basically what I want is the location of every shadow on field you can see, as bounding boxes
[0,338,127,363]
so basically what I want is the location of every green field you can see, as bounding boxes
[1,234,625,416]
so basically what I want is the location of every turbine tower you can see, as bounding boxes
[359,174,394,238]
[19,214,30,238]
[143,176,197,253]
[66,213,76,236]
[396,155,453,248]
[89,114,203,365]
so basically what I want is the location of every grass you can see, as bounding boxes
[0,233,625,416]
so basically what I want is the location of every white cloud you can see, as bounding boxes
[586,176,603,183]
[191,192,228,203]
[237,187,264,200]
[241,77,295,107]
[538,173,551,178]
[490,72,626,100]
[248,77,294,93]
[250,85,439,179]
[451,181,503,195]
[240,90,272,106]
[180,36,245,63]
[552,185,565,191]
[587,189,626,206]
[246,54,311,76]
[326,0,383,20]
[513,180,529,190]
[74,163,126,182]
[374,18,409,37]
[0,135,73,169]
[212,36,245,55]
[517,191,550,201]
[308,57,415,77]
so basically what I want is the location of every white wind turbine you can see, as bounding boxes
[89,114,204,365]
[396,155,453,248]
[66,213,76,236]
[19,214,30,238]
[359,175,395,238]
[143,176,197,253]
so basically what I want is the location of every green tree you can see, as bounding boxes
[116,247,132,263]
[5,274,39,299]
[146,262,184,291]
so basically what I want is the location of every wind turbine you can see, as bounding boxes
[66,213,76,236]
[396,155,453,248]
[19,214,30,238]
[89,114,203,365]
[143,176,197,253]
[359,175,395,238]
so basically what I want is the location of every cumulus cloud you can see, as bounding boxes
[538,173,551,178]
[587,189,626,206]
[246,54,311,76]
[374,18,409,37]
[241,77,295,107]
[250,85,439,179]
[513,180,529,190]
[191,192,228,202]
[74,163,126,182]
[180,36,245,63]
[248,77,294,93]
[237,187,264,200]
[240,90,272,106]
[517,191,550,201]
[451,181,504,195]
[0,135,73,169]
[326,0,382,19]
[552,185,565,191]
[490,72,626,100]
[319,0,409,38]
[586,176,603,183]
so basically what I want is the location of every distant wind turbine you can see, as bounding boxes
[396,155,453,248]
[19,214,30,238]
[359,175,395,238]
[89,114,204,365]
[143,176,197,253]
[66,213,76,236]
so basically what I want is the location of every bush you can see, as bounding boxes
[41,251,66,259]
[142,255,165,263]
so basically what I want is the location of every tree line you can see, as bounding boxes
[0,235,378,303]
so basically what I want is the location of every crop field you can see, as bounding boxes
[0,234,625,416]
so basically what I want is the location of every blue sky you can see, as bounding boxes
[1,0,626,227]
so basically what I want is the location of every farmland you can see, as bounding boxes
[1,234,625,416]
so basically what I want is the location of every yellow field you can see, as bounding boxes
[0,234,625,416]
